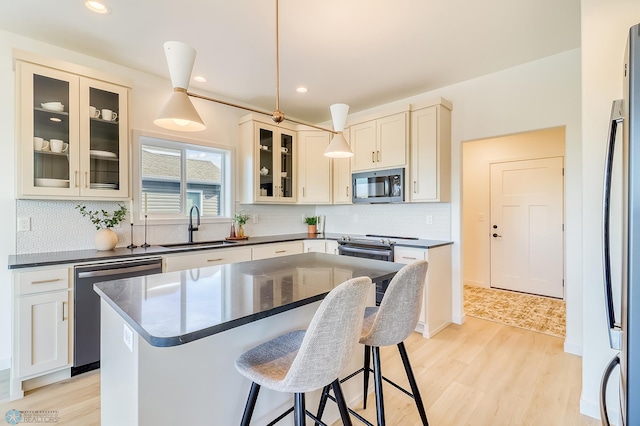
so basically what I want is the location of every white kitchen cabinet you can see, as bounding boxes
[239,115,296,204]
[350,112,408,172]
[304,240,341,254]
[394,245,451,338]
[251,241,304,260]
[163,247,252,272]
[409,99,452,202]
[332,127,352,204]
[11,266,72,400]
[297,131,331,204]
[15,53,130,200]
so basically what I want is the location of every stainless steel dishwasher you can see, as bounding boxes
[73,257,163,375]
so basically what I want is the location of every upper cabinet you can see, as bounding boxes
[350,112,408,172]
[297,130,331,204]
[332,127,352,204]
[15,53,131,200]
[409,99,452,202]
[239,115,297,204]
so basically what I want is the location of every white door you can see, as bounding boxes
[490,157,564,298]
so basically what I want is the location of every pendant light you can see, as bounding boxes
[154,0,353,157]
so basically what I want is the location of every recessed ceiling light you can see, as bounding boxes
[85,1,110,14]
[296,87,308,93]
[193,76,207,83]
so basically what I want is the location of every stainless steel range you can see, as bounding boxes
[337,234,418,304]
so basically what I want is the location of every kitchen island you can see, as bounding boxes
[94,252,403,426]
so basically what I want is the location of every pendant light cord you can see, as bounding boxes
[275,0,280,112]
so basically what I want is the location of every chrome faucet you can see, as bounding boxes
[188,205,200,243]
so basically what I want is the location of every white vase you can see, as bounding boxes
[94,228,118,251]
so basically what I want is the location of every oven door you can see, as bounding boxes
[337,244,394,261]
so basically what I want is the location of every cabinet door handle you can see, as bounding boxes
[414,181,418,193]
[207,258,224,262]
[275,250,286,253]
[371,152,375,163]
[62,301,68,321]
[85,171,89,188]
[303,187,305,197]
[32,278,62,285]
[346,186,349,197]
[377,151,381,162]
[74,171,79,188]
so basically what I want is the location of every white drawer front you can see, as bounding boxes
[15,267,70,295]
[164,247,252,272]
[252,242,304,260]
[394,247,427,264]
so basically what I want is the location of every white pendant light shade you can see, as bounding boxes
[330,103,349,131]
[154,41,206,132]
[324,103,353,158]
[164,41,197,90]
[325,133,353,158]
[154,89,206,132]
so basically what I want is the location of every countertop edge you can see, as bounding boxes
[9,233,453,269]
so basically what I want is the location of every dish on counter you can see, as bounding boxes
[35,178,69,188]
[89,150,118,159]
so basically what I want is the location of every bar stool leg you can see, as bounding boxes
[372,346,385,426]
[294,393,306,426]
[331,379,353,426]
[363,345,371,409]
[398,342,429,426]
[240,382,261,426]
[315,384,331,425]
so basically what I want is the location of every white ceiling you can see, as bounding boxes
[0,0,581,124]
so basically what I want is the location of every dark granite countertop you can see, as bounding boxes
[93,252,403,347]
[7,233,452,269]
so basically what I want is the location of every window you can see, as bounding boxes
[134,132,233,222]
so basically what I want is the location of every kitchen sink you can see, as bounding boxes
[160,240,237,249]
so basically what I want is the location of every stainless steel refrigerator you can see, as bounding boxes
[601,22,640,426]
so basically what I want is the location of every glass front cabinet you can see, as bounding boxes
[239,116,296,204]
[16,58,130,199]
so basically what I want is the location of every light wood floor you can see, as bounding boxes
[0,317,598,425]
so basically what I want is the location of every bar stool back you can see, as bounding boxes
[235,276,372,426]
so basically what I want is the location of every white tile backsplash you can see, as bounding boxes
[15,200,450,254]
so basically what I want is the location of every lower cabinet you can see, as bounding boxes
[251,241,303,260]
[164,247,252,272]
[304,239,340,255]
[394,245,452,338]
[11,266,72,400]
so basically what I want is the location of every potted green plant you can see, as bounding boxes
[234,212,250,238]
[76,204,127,250]
[305,216,318,234]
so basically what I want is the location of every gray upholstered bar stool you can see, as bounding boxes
[317,260,429,426]
[235,276,372,426]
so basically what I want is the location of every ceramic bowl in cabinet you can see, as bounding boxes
[41,102,64,112]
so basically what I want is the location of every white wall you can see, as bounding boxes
[462,127,566,288]
[328,48,583,347]
[580,1,640,421]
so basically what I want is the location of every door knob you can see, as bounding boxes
[492,233,502,238]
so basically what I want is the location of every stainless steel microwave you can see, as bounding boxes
[352,168,404,203]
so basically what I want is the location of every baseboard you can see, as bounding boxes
[580,397,615,424]
[464,280,487,288]
[0,357,10,371]
[424,322,451,338]
[452,313,465,325]
[23,368,71,392]
[564,340,582,356]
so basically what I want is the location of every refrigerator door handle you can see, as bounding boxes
[603,99,624,351]
[600,354,621,426]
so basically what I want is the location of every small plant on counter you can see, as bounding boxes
[305,216,318,225]
[234,212,250,226]
[76,204,128,230]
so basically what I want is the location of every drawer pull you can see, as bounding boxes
[275,250,286,253]
[32,278,62,285]
[402,256,417,260]
[207,258,224,262]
